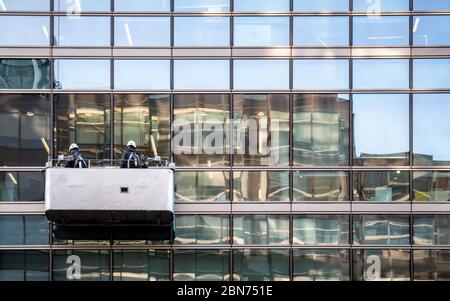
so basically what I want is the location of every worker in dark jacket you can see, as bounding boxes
[65,143,88,168]
[120,140,147,168]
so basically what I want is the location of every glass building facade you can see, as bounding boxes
[0,0,450,281]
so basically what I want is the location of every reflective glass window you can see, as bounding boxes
[234,0,289,12]
[233,215,289,245]
[352,249,410,281]
[233,94,290,166]
[233,60,289,90]
[293,16,349,46]
[0,215,48,245]
[353,59,409,89]
[173,60,230,90]
[114,60,170,90]
[353,94,409,166]
[0,59,50,89]
[414,59,450,89]
[293,171,349,202]
[174,0,229,12]
[174,250,230,281]
[114,0,170,11]
[293,60,349,90]
[413,215,450,245]
[353,0,409,11]
[0,94,50,167]
[293,215,349,245]
[174,17,230,46]
[413,94,450,166]
[233,249,289,281]
[54,60,110,90]
[175,215,230,244]
[353,16,409,46]
[234,17,290,46]
[114,17,170,46]
[414,0,450,11]
[113,250,170,281]
[54,0,110,11]
[0,16,49,46]
[293,249,349,281]
[353,215,410,245]
[54,94,111,162]
[293,94,350,166]
[0,0,49,11]
[353,171,410,202]
[175,171,230,202]
[0,251,49,281]
[413,16,450,46]
[233,171,289,202]
[414,250,450,281]
[173,94,230,166]
[413,172,450,202]
[0,172,45,202]
[293,0,348,12]
[53,250,110,281]
[54,16,110,46]
[114,94,169,161]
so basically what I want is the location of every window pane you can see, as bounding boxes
[233,60,289,90]
[293,171,349,202]
[234,0,289,12]
[173,60,229,90]
[174,17,230,46]
[353,171,410,202]
[53,250,110,281]
[54,16,110,46]
[54,60,110,90]
[413,172,450,202]
[0,16,49,46]
[175,215,230,244]
[173,94,230,166]
[233,249,289,281]
[294,0,348,12]
[353,215,410,245]
[114,0,170,11]
[353,94,409,166]
[414,59,450,89]
[0,0,48,11]
[413,16,450,46]
[174,250,230,281]
[0,172,45,202]
[174,0,229,12]
[293,16,349,46]
[114,60,170,90]
[353,16,409,46]
[0,59,50,89]
[293,249,349,281]
[293,60,349,90]
[233,215,289,245]
[413,94,450,166]
[233,94,290,166]
[0,251,49,281]
[113,94,169,161]
[413,215,450,245]
[0,94,50,167]
[353,0,409,11]
[293,215,349,245]
[414,0,450,11]
[54,0,110,11]
[114,17,170,46]
[293,94,350,166]
[54,94,111,162]
[0,215,48,245]
[414,250,450,281]
[233,171,289,202]
[353,59,409,89]
[113,250,170,281]
[175,171,230,202]
[234,17,289,46]
[352,249,410,281]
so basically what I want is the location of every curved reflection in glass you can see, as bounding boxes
[413,215,450,245]
[0,172,45,202]
[353,215,410,245]
[175,215,230,244]
[233,249,289,281]
[113,250,170,281]
[293,215,349,245]
[233,171,289,202]
[414,250,450,281]
[53,250,110,281]
[353,171,410,202]
[293,171,349,202]
[233,215,289,245]
[174,250,230,281]
[175,171,230,202]
[0,59,50,89]
[352,249,410,281]
[293,249,349,281]
[413,172,450,202]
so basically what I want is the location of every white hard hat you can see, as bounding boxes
[69,143,79,152]
[127,140,137,148]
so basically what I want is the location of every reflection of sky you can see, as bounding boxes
[293,59,349,90]
[293,0,348,12]
[353,0,409,11]
[414,0,450,11]
[234,60,289,90]
[0,16,49,46]
[353,59,409,89]
[293,16,349,46]
[53,0,110,11]
[174,0,229,12]
[114,60,170,90]
[175,17,229,46]
[414,59,450,89]
[55,16,110,46]
[413,16,450,46]
[174,60,229,90]
[235,0,289,12]
[234,17,289,46]
[0,0,49,11]
[55,60,110,90]
[353,16,409,46]
[115,0,170,12]
[115,17,170,46]
[414,94,450,161]
[353,94,409,156]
